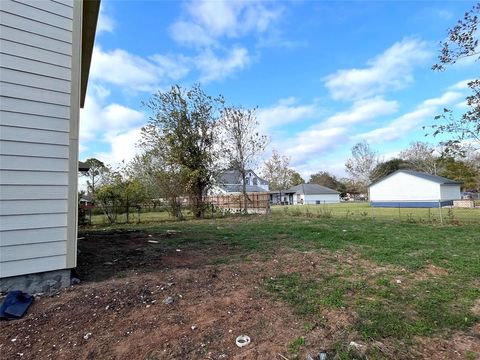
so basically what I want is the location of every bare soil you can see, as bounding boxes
[1,231,478,359]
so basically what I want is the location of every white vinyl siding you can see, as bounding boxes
[0,0,75,278]
[369,172,460,202]
[440,184,461,201]
[293,194,340,205]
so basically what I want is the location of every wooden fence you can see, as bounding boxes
[206,192,270,214]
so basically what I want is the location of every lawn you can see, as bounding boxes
[2,213,479,359]
[89,202,480,225]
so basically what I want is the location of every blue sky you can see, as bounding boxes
[79,0,477,178]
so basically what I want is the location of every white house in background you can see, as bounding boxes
[369,170,462,208]
[278,183,340,205]
[212,169,269,194]
[0,0,100,292]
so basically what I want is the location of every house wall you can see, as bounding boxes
[440,184,461,201]
[0,0,80,281]
[369,172,441,202]
[293,194,340,205]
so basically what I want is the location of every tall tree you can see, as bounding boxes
[370,159,415,182]
[438,156,478,191]
[345,141,379,191]
[141,84,222,218]
[398,142,439,174]
[290,171,305,187]
[218,106,268,212]
[308,171,341,190]
[430,3,480,153]
[81,158,109,197]
[261,150,301,191]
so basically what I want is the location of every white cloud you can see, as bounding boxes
[94,127,143,166]
[96,3,115,34]
[323,97,398,127]
[257,97,318,130]
[358,106,435,143]
[277,126,347,165]
[448,79,475,91]
[196,47,250,82]
[357,87,463,143]
[170,21,215,48]
[90,46,190,92]
[421,91,463,107]
[80,94,146,166]
[80,94,144,141]
[170,0,282,47]
[324,38,431,100]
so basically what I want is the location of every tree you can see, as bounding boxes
[141,84,222,218]
[261,150,302,191]
[81,158,109,197]
[127,151,187,219]
[438,156,478,191]
[370,159,415,182]
[94,171,123,224]
[218,106,268,212]
[399,141,439,174]
[308,171,341,190]
[261,150,291,191]
[290,171,305,187]
[345,141,379,191]
[430,3,480,152]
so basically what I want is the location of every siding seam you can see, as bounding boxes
[1,253,68,263]
[0,50,71,70]
[1,80,71,95]
[11,0,73,20]
[0,10,73,32]
[0,23,72,45]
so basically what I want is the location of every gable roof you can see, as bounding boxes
[218,169,268,186]
[369,170,462,187]
[286,183,340,195]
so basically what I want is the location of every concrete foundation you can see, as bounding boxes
[0,269,71,294]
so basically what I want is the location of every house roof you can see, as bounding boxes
[80,0,101,108]
[286,183,340,195]
[369,170,462,187]
[222,185,267,193]
[78,161,90,172]
[218,169,268,186]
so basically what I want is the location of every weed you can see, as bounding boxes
[288,336,305,355]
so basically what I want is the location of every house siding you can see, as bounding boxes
[369,172,441,202]
[440,184,461,201]
[0,0,77,279]
[293,194,340,205]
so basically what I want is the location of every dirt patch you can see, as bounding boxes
[472,299,480,317]
[412,263,449,282]
[415,333,480,360]
[1,231,478,359]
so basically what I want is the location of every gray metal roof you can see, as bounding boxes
[369,170,462,186]
[285,183,340,195]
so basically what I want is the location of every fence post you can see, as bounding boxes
[438,201,443,225]
[398,203,401,221]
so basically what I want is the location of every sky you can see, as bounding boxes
[79,0,478,179]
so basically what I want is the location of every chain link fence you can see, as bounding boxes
[273,201,479,225]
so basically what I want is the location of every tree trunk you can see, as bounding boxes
[241,169,248,213]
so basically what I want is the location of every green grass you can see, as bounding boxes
[273,202,480,224]
[80,211,480,358]
[87,202,479,226]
